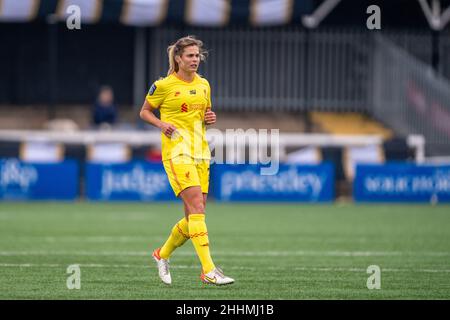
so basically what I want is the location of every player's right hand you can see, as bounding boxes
[159,122,177,138]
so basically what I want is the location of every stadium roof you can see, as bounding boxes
[0,0,312,27]
[0,0,449,30]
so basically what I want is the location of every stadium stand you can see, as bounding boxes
[310,112,393,139]
[0,0,447,201]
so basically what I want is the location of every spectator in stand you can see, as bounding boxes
[93,85,117,129]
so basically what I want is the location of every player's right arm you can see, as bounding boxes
[139,100,176,138]
[139,81,177,138]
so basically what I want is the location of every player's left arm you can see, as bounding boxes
[204,108,216,125]
[204,81,216,125]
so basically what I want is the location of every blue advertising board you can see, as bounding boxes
[0,158,79,200]
[86,162,177,201]
[354,163,450,202]
[211,163,334,202]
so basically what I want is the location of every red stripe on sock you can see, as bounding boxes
[189,231,208,238]
[176,223,190,239]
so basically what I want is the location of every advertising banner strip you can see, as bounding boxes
[354,163,450,203]
[0,158,79,200]
[211,163,335,202]
[85,161,177,201]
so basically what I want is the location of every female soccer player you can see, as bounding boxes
[139,36,234,286]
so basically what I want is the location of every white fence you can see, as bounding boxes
[0,130,425,164]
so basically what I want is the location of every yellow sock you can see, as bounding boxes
[159,217,190,259]
[189,213,215,274]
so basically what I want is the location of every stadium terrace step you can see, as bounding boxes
[310,111,394,139]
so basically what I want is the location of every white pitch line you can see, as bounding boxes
[0,236,373,244]
[0,236,166,243]
[0,263,249,270]
[0,250,449,257]
[293,266,450,273]
[39,236,164,243]
[0,263,449,274]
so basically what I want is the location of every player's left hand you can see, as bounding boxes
[204,108,216,125]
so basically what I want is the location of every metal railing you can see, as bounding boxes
[146,26,450,155]
[149,26,372,112]
[148,27,450,114]
[372,35,450,156]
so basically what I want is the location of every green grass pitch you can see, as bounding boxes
[0,202,449,299]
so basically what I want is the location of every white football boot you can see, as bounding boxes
[201,267,234,285]
[152,248,172,285]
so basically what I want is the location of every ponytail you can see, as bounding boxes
[167,44,178,76]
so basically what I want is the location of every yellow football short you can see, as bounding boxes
[163,155,210,197]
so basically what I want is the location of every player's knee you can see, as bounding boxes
[192,201,205,214]
[186,195,204,214]
[183,188,205,214]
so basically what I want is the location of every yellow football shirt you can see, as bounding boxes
[146,73,211,161]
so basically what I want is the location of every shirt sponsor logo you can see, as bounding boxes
[181,103,188,112]
[190,104,205,111]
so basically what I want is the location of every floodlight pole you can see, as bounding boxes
[417,0,450,74]
[301,0,342,29]
[431,29,440,74]
[300,0,343,132]
[431,0,441,74]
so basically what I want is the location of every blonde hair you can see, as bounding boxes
[167,35,207,76]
